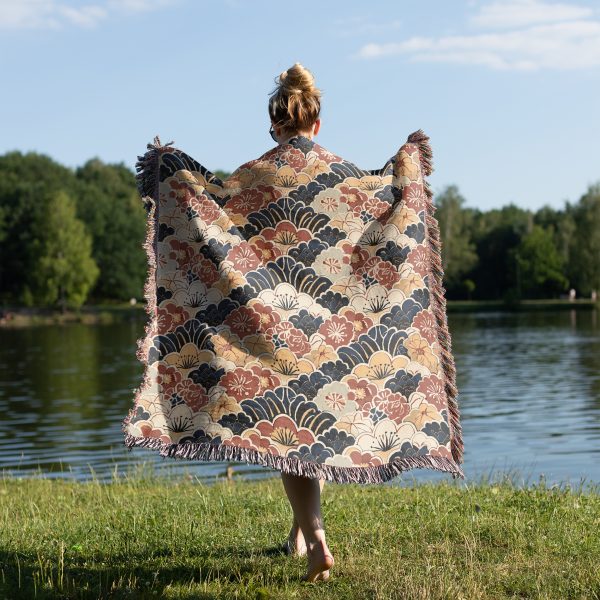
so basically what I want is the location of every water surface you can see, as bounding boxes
[1,309,598,487]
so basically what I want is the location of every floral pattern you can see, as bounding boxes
[123,132,463,479]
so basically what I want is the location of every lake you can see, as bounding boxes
[1,308,599,488]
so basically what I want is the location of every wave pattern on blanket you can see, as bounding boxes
[122,130,465,484]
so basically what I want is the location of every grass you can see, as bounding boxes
[1,467,599,600]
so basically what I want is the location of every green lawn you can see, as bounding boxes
[1,470,599,599]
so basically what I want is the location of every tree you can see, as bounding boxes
[214,170,231,181]
[568,183,600,296]
[0,151,80,302]
[75,159,147,301]
[468,203,532,300]
[28,190,99,309]
[510,224,568,298]
[433,185,479,297]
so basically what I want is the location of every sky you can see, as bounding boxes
[1,0,599,212]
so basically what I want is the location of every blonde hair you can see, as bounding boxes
[268,62,322,136]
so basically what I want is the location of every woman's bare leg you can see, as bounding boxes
[283,477,325,556]
[280,472,334,581]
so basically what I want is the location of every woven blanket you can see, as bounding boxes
[122,130,464,483]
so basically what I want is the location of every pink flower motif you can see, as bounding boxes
[228,188,264,216]
[430,446,452,459]
[251,303,282,331]
[156,364,182,395]
[157,302,190,334]
[413,309,438,344]
[348,449,383,467]
[256,184,283,204]
[176,379,210,412]
[338,184,369,210]
[372,389,410,421]
[167,179,192,201]
[189,195,221,222]
[250,238,283,263]
[407,245,429,277]
[267,322,311,354]
[248,364,281,394]
[356,256,400,288]
[281,148,308,170]
[355,197,390,219]
[347,377,379,412]
[403,183,426,211]
[318,315,354,348]
[314,145,342,165]
[340,241,370,272]
[222,433,276,454]
[224,306,262,338]
[191,258,220,287]
[228,242,261,273]
[417,375,447,411]
[341,309,374,338]
[262,222,312,248]
[221,368,261,401]
[140,424,172,444]
[168,239,196,270]
[255,415,316,449]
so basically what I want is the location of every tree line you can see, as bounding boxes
[0,150,598,309]
[435,184,599,302]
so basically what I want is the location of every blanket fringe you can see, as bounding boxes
[406,129,464,467]
[121,135,172,437]
[123,432,464,484]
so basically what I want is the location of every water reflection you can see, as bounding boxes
[0,308,598,487]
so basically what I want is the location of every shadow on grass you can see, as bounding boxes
[0,542,293,599]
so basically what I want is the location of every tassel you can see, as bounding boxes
[123,433,465,484]
[405,129,464,467]
[121,136,171,437]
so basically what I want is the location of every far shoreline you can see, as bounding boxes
[0,298,598,328]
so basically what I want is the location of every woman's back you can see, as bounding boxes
[123,61,463,583]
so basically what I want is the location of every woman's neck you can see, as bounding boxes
[279,131,312,144]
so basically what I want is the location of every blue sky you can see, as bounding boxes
[1,0,599,212]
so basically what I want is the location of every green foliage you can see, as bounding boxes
[0,148,598,305]
[511,224,569,299]
[434,185,479,293]
[28,190,99,308]
[568,184,600,296]
[0,150,81,303]
[214,169,232,181]
[0,151,147,306]
[75,158,147,301]
[467,203,531,300]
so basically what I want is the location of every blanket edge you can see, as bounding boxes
[407,129,464,468]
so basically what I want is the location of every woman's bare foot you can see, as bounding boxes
[283,523,307,556]
[301,540,334,582]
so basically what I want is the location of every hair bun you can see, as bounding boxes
[268,62,322,135]
[279,62,318,96]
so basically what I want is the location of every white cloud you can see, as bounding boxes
[470,0,594,29]
[354,0,600,71]
[107,0,177,13]
[0,0,177,30]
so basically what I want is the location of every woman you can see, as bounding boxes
[125,59,464,586]
[267,62,334,583]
